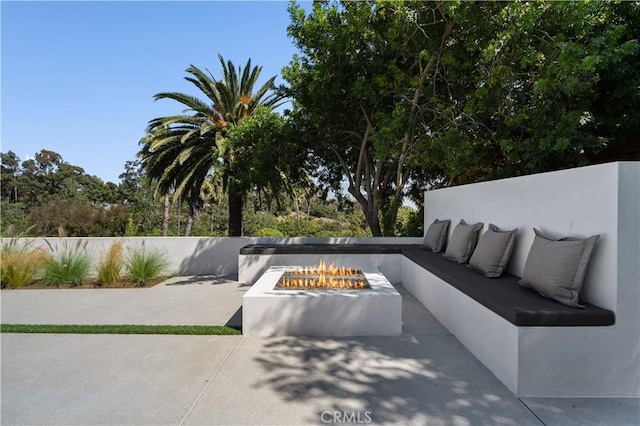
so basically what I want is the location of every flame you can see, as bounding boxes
[292,260,356,276]
[278,259,366,290]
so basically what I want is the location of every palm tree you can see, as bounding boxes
[139,55,284,236]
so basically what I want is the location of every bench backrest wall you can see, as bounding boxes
[424,161,639,315]
[425,161,640,397]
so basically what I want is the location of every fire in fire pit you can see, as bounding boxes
[275,259,370,290]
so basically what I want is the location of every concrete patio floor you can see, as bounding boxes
[1,276,638,425]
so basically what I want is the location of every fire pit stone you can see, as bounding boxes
[243,265,402,336]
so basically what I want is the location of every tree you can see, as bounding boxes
[1,151,20,202]
[285,0,640,236]
[415,1,640,183]
[224,106,308,230]
[284,0,458,235]
[161,193,170,237]
[2,149,129,235]
[141,55,286,236]
[117,160,160,236]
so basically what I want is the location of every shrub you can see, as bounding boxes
[125,243,168,286]
[1,230,49,288]
[243,211,278,236]
[97,241,124,286]
[42,238,92,287]
[255,227,285,237]
[397,206,424,237]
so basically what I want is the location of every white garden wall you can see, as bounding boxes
[17,236,422,278]
[422,161,639,397]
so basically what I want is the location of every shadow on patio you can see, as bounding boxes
[164,274,244,286]
[250,334,540,425]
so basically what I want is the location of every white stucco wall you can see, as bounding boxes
[423,161,640,397]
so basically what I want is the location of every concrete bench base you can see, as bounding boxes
[402,256,616,396]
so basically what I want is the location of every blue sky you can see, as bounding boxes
[2,1,306,184]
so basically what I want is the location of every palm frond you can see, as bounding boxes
[153,92,212,116]
[184,65,220,104]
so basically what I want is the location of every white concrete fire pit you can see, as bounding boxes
[243,266,401,336]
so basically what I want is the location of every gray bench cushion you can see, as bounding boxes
[402,246,614,327]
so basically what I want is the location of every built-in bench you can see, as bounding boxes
[239,243,614,327]
[238,241,618,397]
[401,246,614,326]
[238,162,639,398]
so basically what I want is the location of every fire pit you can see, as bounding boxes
[243,262,401,337]
[275,260,370,290]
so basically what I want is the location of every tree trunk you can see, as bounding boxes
[162,193,170,237]
[177,194,182,236]
[348,185,383,236]
[364,205,383,236]
[185,215,193,237]
[184,198,202,237]
[228,181,243,236]
[383,202,400,236]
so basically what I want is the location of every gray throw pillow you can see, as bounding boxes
[468,224,518,278]
[519,228,600,309]
[443,220,484,264]
[423,219,451,252]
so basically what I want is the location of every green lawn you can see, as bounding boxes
[0,324,241,335]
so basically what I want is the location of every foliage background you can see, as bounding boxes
[2,1,638,238]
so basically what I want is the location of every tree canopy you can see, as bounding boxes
[283,0,639,235]
[0,150,128,236]
[2,148,407,238]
